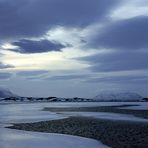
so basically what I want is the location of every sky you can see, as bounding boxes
[0,0,148,98]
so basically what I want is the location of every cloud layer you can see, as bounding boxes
[82,51,148,72]
[0,0,148,97]
[0,0,118,40]
[0,62,14,69]
[11,39,65,53]
[90,17,148,50]
[0,72,12,79]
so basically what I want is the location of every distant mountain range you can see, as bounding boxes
[0,96,92,102]
[0,88,146,102]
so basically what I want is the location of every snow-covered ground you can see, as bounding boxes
[0,128,108,148]
[0,107,67,124]
[0,102,148,124]
[0,102,147,148]
[0,102,109,148]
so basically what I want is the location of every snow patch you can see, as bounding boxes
[0,128,109,148]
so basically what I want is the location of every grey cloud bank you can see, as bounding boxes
[86,75,148,84]
[81,51,148,72]
[90,17,148,50]
[12,39,65,53]
[0,72,12,79]
[0,62,14,69]
[17,70,49,77]
[0,0,118,40]
[44,74,90,81]
[0,0,148,97]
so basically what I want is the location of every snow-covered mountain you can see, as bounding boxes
[93,91,143,101]
[0,88,144,102]
[0,88,16,99]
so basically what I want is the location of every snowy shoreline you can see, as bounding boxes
[1,102,148,148]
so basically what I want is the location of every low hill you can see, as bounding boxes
[93,91,143,102]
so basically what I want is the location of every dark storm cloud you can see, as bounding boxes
[82,51,148,72]
[90,17,148,50]
[11,39,65,53]
[0,62,14,69]
[86,75,148,84]
[0,0,118,40]
[44,74,90,81]
[17,70,49,76]
[0,72,13,79]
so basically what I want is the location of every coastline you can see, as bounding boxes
[7,105,148,148]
